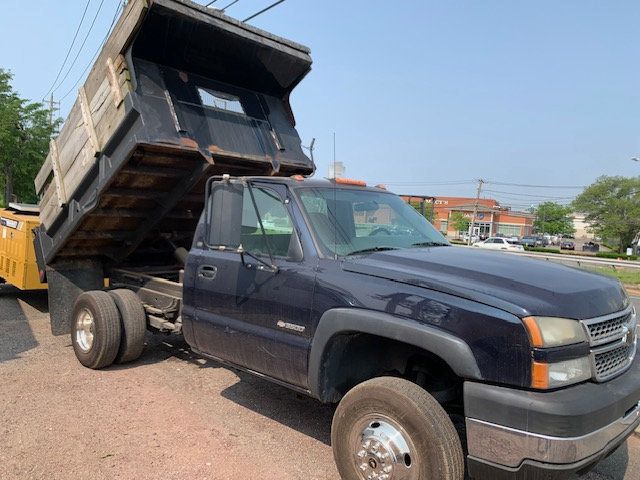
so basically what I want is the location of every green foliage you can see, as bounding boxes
[595,251,638,261]
[524,246,561,253]
[0,68,59,205]
[533,202,575,235]
[409,201,434,221]
[572,176,640,253]
[585,267,640,286]
[450,211,469,233]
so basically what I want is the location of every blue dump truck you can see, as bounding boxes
[34,1,640,478]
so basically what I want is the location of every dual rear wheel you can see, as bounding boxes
[71,289,146,369]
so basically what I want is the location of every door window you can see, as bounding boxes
[241,186,295,258]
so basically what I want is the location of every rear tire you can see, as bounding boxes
[71,291,122,369]
[108,289,146,364]
[332,376,464,480]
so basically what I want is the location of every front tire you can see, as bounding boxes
[71,291,122,369]
[332,377,464,480]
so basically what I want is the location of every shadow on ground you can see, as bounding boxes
[0,285,47,363]
[112,331,335,445]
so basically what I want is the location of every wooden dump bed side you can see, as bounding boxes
[34,0,313,267]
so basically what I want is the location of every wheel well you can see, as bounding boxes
[318,332,463,406]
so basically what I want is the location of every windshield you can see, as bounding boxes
[296,187,449,256]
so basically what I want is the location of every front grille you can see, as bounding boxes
[586,312,632,346]
[594,343,635,381]
[581,306,637,382]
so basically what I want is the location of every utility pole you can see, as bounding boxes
[47,93,60,131]
[467,178,484,246]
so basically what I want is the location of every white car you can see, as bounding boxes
[473,237,525,252]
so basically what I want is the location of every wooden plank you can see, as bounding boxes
[34,155,52,194]
[106,57,124,107]
[84,0,148,101]
[49,139,67,207]
[55,99,83,150]
[63,142,94,198]
[94,100,125,149]
[78,86,101,158]
[59,128,89,176]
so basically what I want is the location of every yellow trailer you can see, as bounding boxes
[0,203,46,290]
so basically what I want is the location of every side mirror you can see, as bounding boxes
[205,179,244,248]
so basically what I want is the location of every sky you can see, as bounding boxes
[1,0,639,210]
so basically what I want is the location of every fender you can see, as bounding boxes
[308,308,483,401]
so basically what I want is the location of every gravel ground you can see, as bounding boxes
[1,285,638,479]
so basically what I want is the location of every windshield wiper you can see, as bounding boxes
[346,246,399,256]
[411,241,449,247]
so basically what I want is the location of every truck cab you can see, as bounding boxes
[66,175,640,479]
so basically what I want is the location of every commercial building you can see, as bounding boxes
[401,195,534,238]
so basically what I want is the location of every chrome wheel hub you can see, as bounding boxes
[75,308,95,352]
[353,418,415,480]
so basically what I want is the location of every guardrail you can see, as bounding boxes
[454,244,640,270]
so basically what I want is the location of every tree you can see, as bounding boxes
[572,176,640,253]
[450,211,469,233]
[533,202,575,235]
[0,69,57,206]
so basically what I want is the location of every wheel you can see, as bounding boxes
[71,291,122,369]
[109,289,146,364]
[332,377,464,480]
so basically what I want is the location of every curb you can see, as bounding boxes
[625,285,640,297]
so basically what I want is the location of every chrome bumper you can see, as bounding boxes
[466,402,640,468]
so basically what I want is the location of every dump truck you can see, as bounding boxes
[34,1,640,479]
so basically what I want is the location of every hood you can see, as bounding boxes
[342,247,628,319]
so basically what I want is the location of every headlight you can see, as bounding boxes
[523,316,591,389]
[522,316,587,347]
[532,357,592,389]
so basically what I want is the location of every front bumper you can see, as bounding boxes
[465,355,640,479]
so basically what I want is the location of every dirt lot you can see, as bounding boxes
[1,285,639,479]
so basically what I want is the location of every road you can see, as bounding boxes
[0,286,638,479]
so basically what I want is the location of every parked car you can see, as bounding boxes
[462,233,480,244]
[473,237,525,252]
[535,236,549,247]
[582,241,600,252]
[561,240,576,250]
[520,236,538,248]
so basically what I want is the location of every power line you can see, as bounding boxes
[485,180,586,189]
[205,0,219,6]
[59,1,122,103]
[42,0,92,99]
[483,189,576,200]
[52,0,107,96]
[243,0,286,22]
[220,0,240,12]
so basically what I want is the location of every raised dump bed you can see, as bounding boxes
[34,0,313,270]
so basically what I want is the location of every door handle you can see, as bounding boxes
[198,265,217,280]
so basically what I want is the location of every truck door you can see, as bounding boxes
[184,181,315,388]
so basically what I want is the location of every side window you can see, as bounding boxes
[241,186,295,258]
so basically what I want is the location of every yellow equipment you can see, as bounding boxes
[0,203,47,290]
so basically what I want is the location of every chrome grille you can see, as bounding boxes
[581,306,637,382]
[594,343,635,381]
[585,311,632,346]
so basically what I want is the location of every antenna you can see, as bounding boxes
[333,132,337,260]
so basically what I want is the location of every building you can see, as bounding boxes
[571,212,595,240]
[402,195,534,238]
[328,161,346,179]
